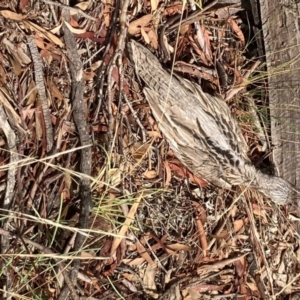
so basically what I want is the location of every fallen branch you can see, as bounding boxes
[58,7,93,299]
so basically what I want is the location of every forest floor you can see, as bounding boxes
[0,0,300,299]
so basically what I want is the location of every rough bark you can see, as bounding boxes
[259,0,300,188]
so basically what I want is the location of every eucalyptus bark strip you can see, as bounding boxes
[27,36,54,152]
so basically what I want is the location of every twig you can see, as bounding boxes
[106,0,131,151]
[189,0,206,54]
[60,7,93,299]
[92,1,120,123]
[41,0,98,21]
[122,94,147,142]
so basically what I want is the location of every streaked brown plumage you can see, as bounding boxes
[128,40,297,205]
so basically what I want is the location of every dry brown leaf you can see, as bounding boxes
[20,104,35,121]
[246,281,258,292]
[83,70,95,80]
[122,272,141,283]
[35,108,43,140]
[0,11,64,49]
[131,142,151,160]
[110,192,143,256]
[19,0,30,10]
[128,14,152,35]
[197,253,248,275]
[81,251,94,258]
[143,263,159,298]
[111,101,118,115]
[70,17,80,28]
[147,130,162,138]
[188,36,210,66]
[33,37,50,51]
[233,218,249,233]
[74,0,92,11]
[195,214,208,257]
[166,243,195,251]
[50,23,63,35]
[49,81,64,102]
[164,4,183,16]
[232,67,243,85]
[108,168,121,186]
[64,171,72,199]
[190,283,225,292]
[143,169,157,179]
[164,161,172,189]
[40,50,53,65]
[215,218,249,239]
[234,256,246,278]
[17,45,32,65]
[103,5,111,27]
[192,201,207,225]
[230,205,238,218]
[111,66,119,86]
[136,242,155,265]
[63,20,86,34]
[200,26,213,60]
[168,159,208,187]
[150,0,159,11]
[0,65,7,84]
[23,20,64,47]
[147,28,159,49]
[179,23,190,35]
[123,257,145,266]
[0,10,25,21]
[141,26,150,44]
[2,38,31,66]
[91,60,102,71]
[215,7,243,18]
[253,209,268,223]
[0,88,22,124]
[228,17,245,46]
[8,56,22,76]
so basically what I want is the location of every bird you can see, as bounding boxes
[127,40,297,205]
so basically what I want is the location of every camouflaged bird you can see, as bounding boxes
[128,40,297,205]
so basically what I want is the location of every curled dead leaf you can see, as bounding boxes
[228,17,245,46]
[63,20,86,34]
[128,14,152,35]
[168,158,208,187]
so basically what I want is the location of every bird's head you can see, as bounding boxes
[258,174,298,205]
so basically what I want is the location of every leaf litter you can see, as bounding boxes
[0,0,300,299]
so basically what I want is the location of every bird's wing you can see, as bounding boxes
[178,77,249,160]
